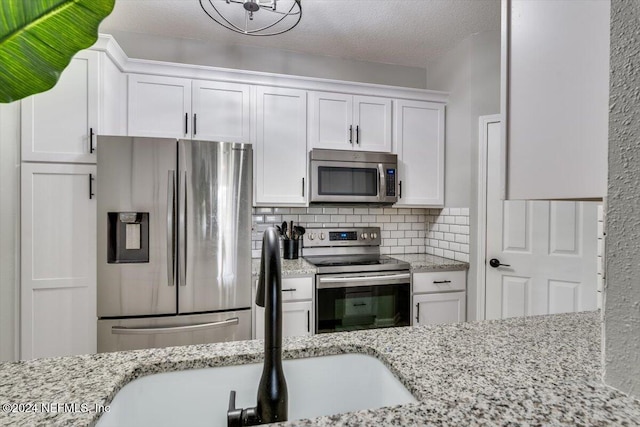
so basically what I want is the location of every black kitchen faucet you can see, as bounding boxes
[227,227,288,426]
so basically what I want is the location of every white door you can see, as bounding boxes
[394,100,445,207]
[255,301,312,339]
[21,163,97,359]
[414,292,466,326]
[308,91,353,150]
[21,50,99,163]
[192,80,251,143]
[128,74,191,138]
[484,119,598,319]
[353,95,392,152]
[254,86,307,206]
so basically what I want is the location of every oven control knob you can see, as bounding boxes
[309,233,315,240]
[371,232,378,240]
[319,233,326,240]
[361,233,368,240]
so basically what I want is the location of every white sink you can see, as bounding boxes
[96,353,416,427]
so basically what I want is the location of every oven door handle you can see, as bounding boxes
[317,273,410,289]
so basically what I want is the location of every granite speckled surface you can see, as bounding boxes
[1,311,639,426]
[392,253,469,272]
[251,258,316,277]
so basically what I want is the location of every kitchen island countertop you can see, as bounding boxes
[1,311,639,426]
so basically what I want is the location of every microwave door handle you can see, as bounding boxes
[378,163,386,202]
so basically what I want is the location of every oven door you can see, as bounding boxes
[315,271,410,333]
[310,160,397,203]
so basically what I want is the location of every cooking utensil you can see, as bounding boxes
[281,222,288,240]
[290,221,294,240]
[293,226,305,240]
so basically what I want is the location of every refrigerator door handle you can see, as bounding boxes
[167,170,176,286]
[179,170,188,286]
[111,317,240,335]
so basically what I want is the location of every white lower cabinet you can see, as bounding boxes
[254,276,313,339]
[20,163,97,359]
[412,271,466,326]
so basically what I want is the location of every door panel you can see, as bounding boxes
[255,301,312,339]
[414,292,465,326]
[353,96,391,152]
[192,81,251,143]
[308,92,353,150]
[484,120,598,319]
[21,163,96,359]
[97,136,177,317]
[178,140,252,313]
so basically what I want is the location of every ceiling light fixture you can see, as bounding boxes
[199,0,302,36]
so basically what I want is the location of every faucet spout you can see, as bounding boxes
[227,227,288,427]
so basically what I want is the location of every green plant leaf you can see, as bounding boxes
[0,0,115,103]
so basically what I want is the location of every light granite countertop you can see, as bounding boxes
[251,254,467,278]
[1,311,639,426]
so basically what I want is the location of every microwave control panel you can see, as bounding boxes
[385,169,396,196]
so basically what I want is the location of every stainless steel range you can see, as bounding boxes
[302,227,411,334]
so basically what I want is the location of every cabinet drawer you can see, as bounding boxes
[281,277,313,302]
[413,270,465,294]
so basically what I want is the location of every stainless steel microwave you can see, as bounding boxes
[309,149,398,204]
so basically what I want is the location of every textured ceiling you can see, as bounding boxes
[99,0,500,68]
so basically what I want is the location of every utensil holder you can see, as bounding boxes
[283,239,299,260]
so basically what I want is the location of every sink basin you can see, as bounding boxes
[96,353,416,426]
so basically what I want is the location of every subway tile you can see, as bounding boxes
[361,215,376,222]
[418,231,426,238]
[306,223,323,227]
[412,238,424,246]
[405,230,418,238]
[338,207,354,215]
[405,246,419,254]
[434,248,444,257]
[398,223,412,231]
[390,230,404,238]
[264,215,282,223]
[390,246,405,254]
[405,215,418,222]
[289,207,307,214]
[443,249,454,259]
[273,207,290,214]
[323,207,338,214]
[397,208,412,215]
[381,231,391,238]
[383,238,398,246]
[383,223,399,231]
[450,208,461,216]
[330,215,346,222]
[383,208,397,215]
[252,249,261,258]
[314,214,331,222]
[253,215,265,223]
[368,223,384,229]
[444,216,455,224]
[441,208,450,215]
[455,234,468,244]
[460,208,469,216]
[281,215,299,222]
[449,242,460,252]
[354,208,369,215]
[439,224,450,233]
[412,223,426,231]
[369,208,384,214]
[299,214,315,222]
[380,246,391,255]
[433,232,444,240]
[339,223,354,227]
[444,233,454,241]
[411,208,426,214]
[425,247,434,255]
[346,215,362,222]
[307,207,323,214]
[417,215,426,222]
[438,241,450,249]
[458,225,470,234]
[417,246,426,254]
[322,223,338,227]
[376,215,391,223]
[398,238,411,246]
[391,215,405,223]
[455,216,468,225]
[255,207,273,214]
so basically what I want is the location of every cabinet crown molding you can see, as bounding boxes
[92,34,448,103]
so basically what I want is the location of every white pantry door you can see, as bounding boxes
[484,120,598,319]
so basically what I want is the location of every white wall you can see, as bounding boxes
[106,30,428,89]
[0,102,20,361]
[605,0,640,398]
[426,30,501,321]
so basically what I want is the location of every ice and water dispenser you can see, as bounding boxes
[107,212,150,263]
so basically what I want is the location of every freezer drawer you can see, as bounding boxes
[97,310,251,353]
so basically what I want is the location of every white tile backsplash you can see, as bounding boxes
[425,208,470,262]
[252,206,428,258]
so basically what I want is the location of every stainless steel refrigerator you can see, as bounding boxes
[96,136,252,353]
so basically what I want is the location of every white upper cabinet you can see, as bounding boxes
[192,80,251,143]
[309,91,392,152]
[21,50,99,163]
[502,0,609,200]
[394,100,445,207]
[128,74,191,138]
[254,86,307,206]
[128,75,251,142]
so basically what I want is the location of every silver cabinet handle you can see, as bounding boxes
[111,318,239,335]
[167,170,176,286]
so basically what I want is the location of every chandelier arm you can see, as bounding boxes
[202,0,253,34]
[245,1,299,34]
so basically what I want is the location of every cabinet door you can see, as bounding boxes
[353,95,392,152]
[128,74,191,138]
[254,86,307,206]
[308,91,353,150]
[192,80,251,143]
[21,163,97,359]
[413,292,466,326]
[21,50,99,163]
[503,0,609,199]
[394,100,445,207]
[255,301,312,339]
